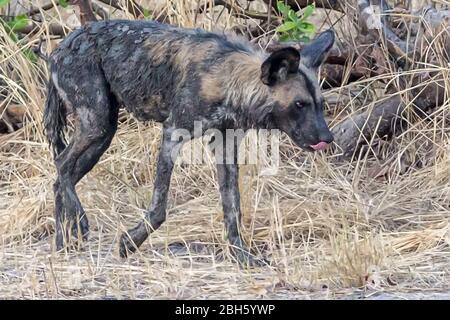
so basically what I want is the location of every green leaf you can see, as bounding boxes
[299,36,311,43]
[279,34,292,42]
[143,8,152,20]
[277,1,316,42]
[23,48,38,64]
[0,0,10,8]
[276,21,297,33]
[277,1,290,18]
[276,1,286,14]
[59,0,69,8]
[6,15,29,31]
[302,4,314,20]
[287,10,298,23]
[298,22,315,33]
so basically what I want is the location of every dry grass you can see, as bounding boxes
[0,0,449,299]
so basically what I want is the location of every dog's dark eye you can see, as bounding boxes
[295,101,303,108]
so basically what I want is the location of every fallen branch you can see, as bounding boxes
[416,6,450,28]
[14,21,69,36]
[332,74,446,159]
[92,1,109,20]
[96,0,144,18]
[199,0,269,20]
[358,0,409,62]
[26,2,58,16]
[0,103,26,134]
[69,0,97,24]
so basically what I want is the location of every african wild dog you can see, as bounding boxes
[44,20,335,266]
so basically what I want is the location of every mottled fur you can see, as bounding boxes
[44,20,335,266]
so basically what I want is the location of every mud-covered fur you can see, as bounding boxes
[44,20,335,266]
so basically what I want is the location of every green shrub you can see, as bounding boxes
[276,1,316,42]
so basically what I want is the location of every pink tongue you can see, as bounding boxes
[310,142,329,151]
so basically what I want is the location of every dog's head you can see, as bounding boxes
[261,30,335,152]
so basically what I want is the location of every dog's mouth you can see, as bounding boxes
[301,142,329,152]
[309,141,329,151]
[290,132,331,152]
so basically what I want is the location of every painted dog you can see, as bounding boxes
[44,20,335,266]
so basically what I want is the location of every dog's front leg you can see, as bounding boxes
[214,135,266,267]
[119,125,182,257]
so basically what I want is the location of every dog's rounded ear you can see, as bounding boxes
[261,47,300,86]
[301,29,335,71]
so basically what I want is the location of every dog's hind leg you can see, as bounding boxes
[53,67,119,251]
[119,125,183,257]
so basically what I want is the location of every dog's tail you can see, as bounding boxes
[43,75,67,159]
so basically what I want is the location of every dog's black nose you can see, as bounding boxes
[319,131,334,144]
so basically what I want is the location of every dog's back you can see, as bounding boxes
[48,20,260,122]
